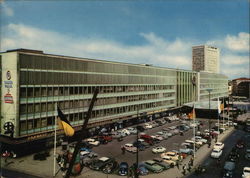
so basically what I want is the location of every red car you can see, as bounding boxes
[98,135,113,142]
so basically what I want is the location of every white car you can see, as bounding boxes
[211,148,223,158]
[152,146,166,153]
[242,167,250,178]
[152,135,164,141]
[85,138,100,146]
[144,123,153,129]
[214,142,224,150]
[127,127,137,134]
[124,143,137,153]
[121,129,130,136]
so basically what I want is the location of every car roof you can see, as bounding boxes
[99,157,110,161]
[216,142,223,144]
[244,167,250,171]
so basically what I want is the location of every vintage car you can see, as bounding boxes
[214,142,224,150]
[89,157,114,171]
[143,160,164,173]
[118,162,129,176]
[152,146,166,153]
[211,148,223,159]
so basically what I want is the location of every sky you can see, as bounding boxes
[0,0,249,79]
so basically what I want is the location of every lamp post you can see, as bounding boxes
[206,88,213,135]
[135,107,139,178]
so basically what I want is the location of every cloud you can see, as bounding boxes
[207,32,250,53]
[1,23,192,70]
[224,32,249,52]
[1,23,249,79]
[0,1,14,17]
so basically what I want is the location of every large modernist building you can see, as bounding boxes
[0,49,228,148]
[192,45,220,73]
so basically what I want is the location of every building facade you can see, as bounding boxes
[232,78,250,98]
[192,45,220,73]
[0,49,228,144]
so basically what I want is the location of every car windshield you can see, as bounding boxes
[244,169,250,173]
[213,150,219,153]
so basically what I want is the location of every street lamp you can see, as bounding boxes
[135,106,139,178]
[206,88,213,135]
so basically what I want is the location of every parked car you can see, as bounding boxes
[152,135,164,141]
[245,149,250,160]
[152,146,166,153]
[124,143,137,153]
[161,155,176,166]
[120,129,130,136]
[85,138,100,146]
[144,123,153,129]
[102,160,118,174]
[242,167,250,178]
[143,160,164,173]
[179,147,193,155]
[211,148,223,158]
[97,135,112,142]
[89,157,114,171]
[127,127,137,134]
[153,158,171,170]
[133,141,145,151]
[222,161,235,178]
[118,162,129,176]
[214,142,224,150]
[161,151,182,161]
[137,163,149,175]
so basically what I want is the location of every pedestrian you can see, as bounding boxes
[215,135,218,143]
[190,156,194,166]
[176,160,180,169]
[182,164,186,175]
[121,146,126,154]
[187,164,191,172]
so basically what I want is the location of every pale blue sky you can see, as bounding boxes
[1,0,249,79]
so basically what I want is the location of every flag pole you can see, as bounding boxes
[217,98,220,135]
[193,104,195,159]
[53,103,57,177]
[223,96,224,129]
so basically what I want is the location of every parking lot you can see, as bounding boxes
[2,113,249,178]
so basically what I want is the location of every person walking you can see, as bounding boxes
[176,160,180,169]
[121,146,126,154]
[190,156,194,166]
[182,164,186,175]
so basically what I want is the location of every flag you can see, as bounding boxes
[57,107,75,136]
[217,98,224,114]
[188,105,196,119]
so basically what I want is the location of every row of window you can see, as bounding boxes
[19,92,175,114]
[19,100,175,133]
[20,85,175,98]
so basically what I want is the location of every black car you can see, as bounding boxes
[118,162,129,176]
[89,157,113,171]
[102,160,118,174]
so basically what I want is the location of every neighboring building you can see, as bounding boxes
[232,78,250,98]
[198,72,228,101]
[192,45,220,73]
[0,49,228,151]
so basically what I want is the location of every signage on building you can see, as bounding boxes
[6,70,11,80]
[4,81,13,88]
[4,93,13,103]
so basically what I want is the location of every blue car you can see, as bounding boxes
[118,162,129,176]
[138,163,149,175]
